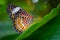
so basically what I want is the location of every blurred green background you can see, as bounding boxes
[0,0,60,40]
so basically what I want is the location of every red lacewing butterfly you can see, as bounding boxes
[7,4,33,33]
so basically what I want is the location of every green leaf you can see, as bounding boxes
[24,13,60,40]
[16,4,60,40]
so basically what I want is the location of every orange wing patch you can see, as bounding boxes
[14,17,29,32]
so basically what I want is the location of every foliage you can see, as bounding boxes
[0,0,60,40]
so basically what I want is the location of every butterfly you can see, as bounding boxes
[7,4,33,33]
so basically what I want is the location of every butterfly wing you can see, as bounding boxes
[7,4,33,33]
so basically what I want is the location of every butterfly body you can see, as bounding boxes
[7,4,33,32]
